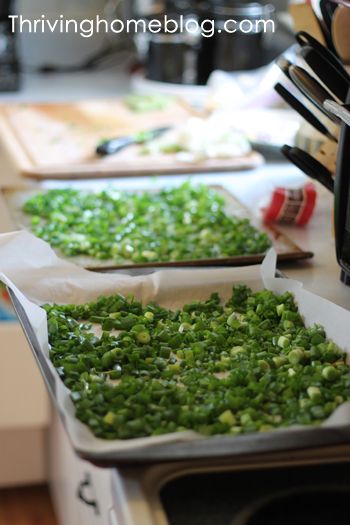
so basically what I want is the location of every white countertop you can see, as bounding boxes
[0,69,348,311]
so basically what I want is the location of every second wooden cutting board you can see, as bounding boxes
[0,98,263,179]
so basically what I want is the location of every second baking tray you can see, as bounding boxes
[0,184,313,270]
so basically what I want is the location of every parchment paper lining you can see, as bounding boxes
[0,230,349,457]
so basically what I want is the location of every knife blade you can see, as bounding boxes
[289,64,341,123]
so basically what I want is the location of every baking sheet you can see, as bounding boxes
[0,231,349,465]
[0,185,313,271]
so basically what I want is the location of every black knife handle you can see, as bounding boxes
[281,145,334,193]
[96,136,135,156]
[298,45,349,102]
[291,147,335,193]
[274,83,337,142]
[296,31,350,82]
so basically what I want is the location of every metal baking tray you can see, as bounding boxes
[9,279,350,468]
[1,184,313,271]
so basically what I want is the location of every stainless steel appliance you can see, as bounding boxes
[110,458,350,525]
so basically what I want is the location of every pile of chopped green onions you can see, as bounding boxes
[123,94,174,112]
[45,285,350,440]
[23,183,271,263]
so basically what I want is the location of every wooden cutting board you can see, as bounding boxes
[0,99,263,180]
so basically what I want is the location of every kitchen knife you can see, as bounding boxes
[289,64,341,123]
[319,0,338,52]
[320,0,338,32]
[332,6,350,64]
[291,146,334,186]
[296,31,350,81]
[276,56,294,81]
[276,57,337,127]
[329,0,350,7]
[282,144,335,192]
[276,56,341,106]
[298,45,349,102]
[274,82,338,142]
[323,99,350,126]
[96,126,171,156]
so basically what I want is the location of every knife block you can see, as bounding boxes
[334,88,350,285]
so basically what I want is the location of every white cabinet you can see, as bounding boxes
[49,412,112,525]
[0,426,47,487]
[0,322,50,486]
[0,323,49,429]
[0,143,50,486]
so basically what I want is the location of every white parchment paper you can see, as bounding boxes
[1,230,350,458]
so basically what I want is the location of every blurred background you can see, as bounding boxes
[0,0,294,94]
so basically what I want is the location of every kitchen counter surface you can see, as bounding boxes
[0,65,130,103]
[0,68,348,513]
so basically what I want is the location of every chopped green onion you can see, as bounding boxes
[46,286,350,440]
